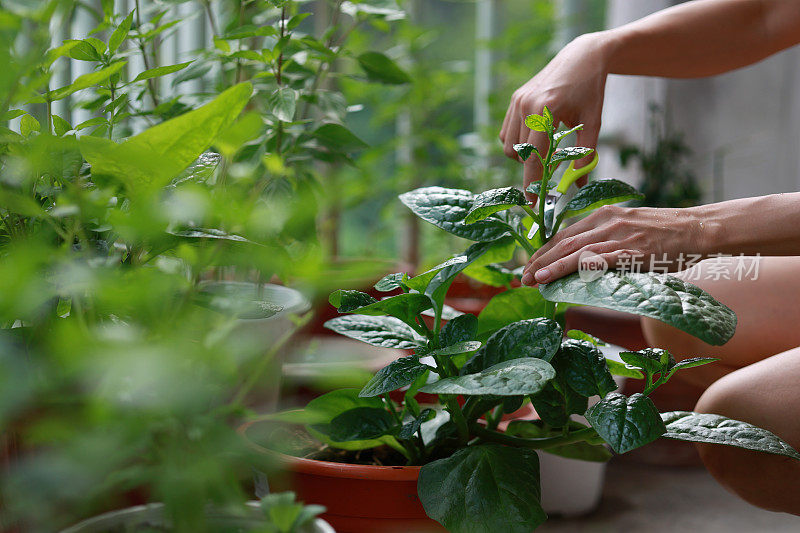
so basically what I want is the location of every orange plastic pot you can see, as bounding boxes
[239,419,445,533]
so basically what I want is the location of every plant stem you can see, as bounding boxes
[444,396,470,445]
[471,424,598,449]
[512,231,537,256]
[134,0,160,108]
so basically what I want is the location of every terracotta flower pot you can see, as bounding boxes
[239,419,444,533]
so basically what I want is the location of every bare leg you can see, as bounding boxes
[641,256,800,388]
[694,347,800,514]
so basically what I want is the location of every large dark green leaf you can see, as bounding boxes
[424,341,482,357]
[398,408,434,440]
[420,358,555,396]
[439,314,478,347]
[539,271,737,346]
[418,444,546,533]
[584,392,666,454]
[399,187,511,242]
[357,51,411,84]
[462,318,562,374]
[329,291,431,330]
[661,412,800,460]
[560,179,644,220]
[506,420,612,462]
[359,356,430,397]
[558,339,618,398]
[464,187,527,224]
[327,407,397,442]
[530,379,588,428]
[476,287,548,339]
[324,315,425,350]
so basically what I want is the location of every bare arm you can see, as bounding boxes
[501,0,800,196]
[520,193,800,285]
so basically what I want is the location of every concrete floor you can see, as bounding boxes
[539,461,799,533]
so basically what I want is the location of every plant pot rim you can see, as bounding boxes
[239,418,422,481]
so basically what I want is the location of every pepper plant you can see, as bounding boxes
[279,108,800,533]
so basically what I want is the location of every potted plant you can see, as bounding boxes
[241,108,800,532]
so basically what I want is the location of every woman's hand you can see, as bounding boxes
[500,33,611,200]
[520,205,705,285]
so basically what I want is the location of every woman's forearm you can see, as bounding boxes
[693,193,800,257]
[597,0,800,79]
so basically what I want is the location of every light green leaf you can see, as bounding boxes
[357,51,411,84]
[560,179,644,220]
[585,392,666,454]
[48,61,127,101]
[374,272,407,292]
[80,82,252,193]
[109,10,134,53]
[132,61,193,83]
[268,87,298,122]
[421,358,555,396]
[539,271,737,346]
[553,124,583,143]
[525,113,548,133]
[20,114,40,136]
[325,315,425,350]
[418,445,546,533]
[661,411,800,460]
[313,123,368,152]
[605,359,644,379]
[52,114,72,136]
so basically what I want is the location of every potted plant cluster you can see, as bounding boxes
[243,108,800,532]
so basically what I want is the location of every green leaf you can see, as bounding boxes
[48,61,127,101]
[477,287,548,339]
[605,359,645,379]
[20,114,40,136]
[398,408,434,440]
[464,187,527,224]
[399,187,511,242]
[51,114,72,136]
[214,112,263,157]
[530,379,588,428]
[374,272,407,292]
[620,348,673,375]
[80,82,251,193]
[661,411,800,460]
[329,290,377,311]
[553,124,583,143]
[268,389,383,425]
[404,255,469,294]
[268,87,298,122]
[421,358,555,396]
[539,271,737,346]
[557,339,618,398]
[359,356,430,397]
[357,51,411,84]
[418,444,546,533]
[506,420,612,462]
[513,143,538,161]
[560,179,644,220]
[551,146,593,164]
[67,39,102,61]
[462,318,562,374]
[109,10,134,53]
[324,315,425,350]
[132,61,193,82]
[669,357,719,375]
[566,329,607,346]
[330,291,432,330]
[524,113,549,133]
[313,123,368,152]
[424,341,482,357]
[287,12,311,30]
[440,314,477,347]
[585,392,666,454]
[327,407,397,441]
